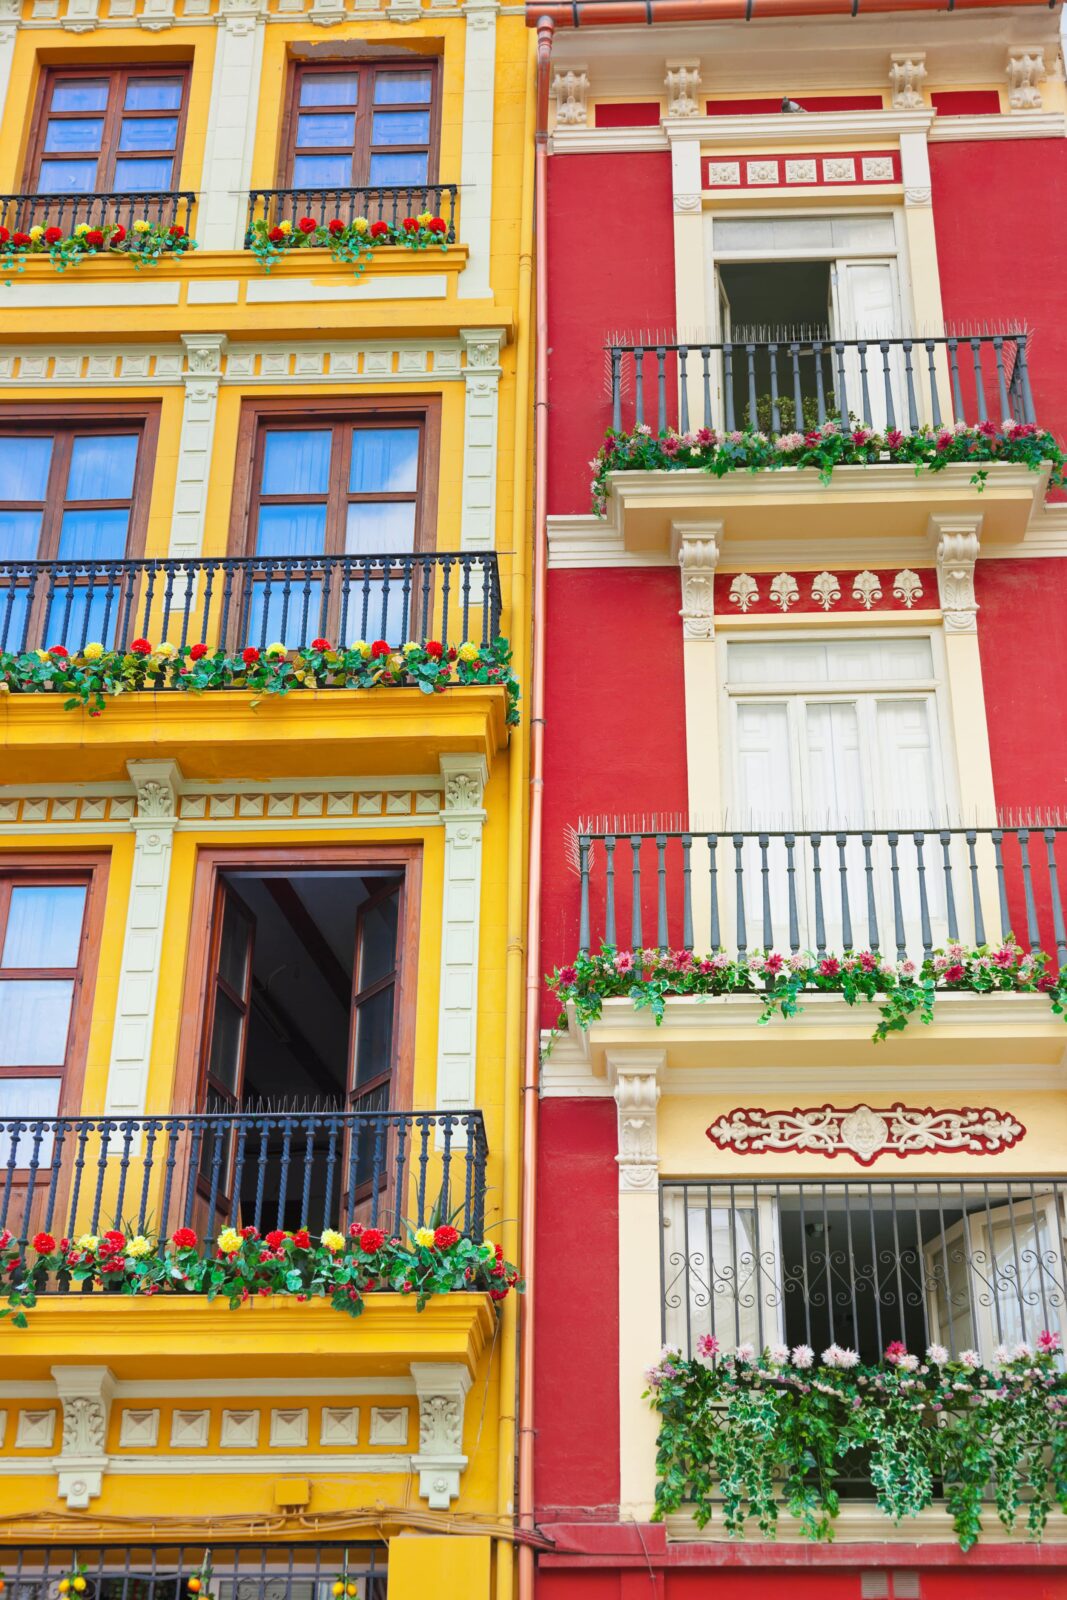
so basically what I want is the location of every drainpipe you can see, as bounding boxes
[530,0,1050,24]
[517,16,554,1600]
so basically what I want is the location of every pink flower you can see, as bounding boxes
[672,949,694,972]
[1038,1329,1062,1354]
[762,951,784,974]
[557,965,577,987]
[858,950,878,972]
[614,951,635,973]
[734,1342,755,1364]
[696,1333,720,1358]
[884,1340,908,1365]
[819,957,841,978]
[791,1344,814,1369]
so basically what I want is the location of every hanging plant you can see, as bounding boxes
[0,219,195,280]
[246,212,451,276]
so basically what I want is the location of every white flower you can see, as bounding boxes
[822,1343,859,1369]
[926,1343,949,1365]
[993,1344,1010,1365]
[768,1343,790,1366]
[734,1342,756,1363]
[897,1353,920,1372]
[959,1349,982,1369]
[791,1344,814,1369]
[1012,1341,1033,1361]
[635,422,652,436]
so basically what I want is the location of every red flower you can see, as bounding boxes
[189,642,209,660]
[0,226,8,242]
[240,1224,259,1239]
[172,1227,197,1248]
[169,224,185,238]
[131,637,152,655]
[349,1222,363,1238]
[557,964,577,987]
[428,217,447,234]
[402,217,418,232]
[818,957,841,978]
[370,220,390,239]
[943,963,966,983]
[111,224,126,244]
[425,639,443,659]
[311,637,330,651]
[327,219,344,235]
[242,646,260,664]
[359,1227,386,1254]
[265,1229,286,1248]
[32,1232,55,1254]
[48,644,69,658]
[85,229,105,248]
[370,639,390,659]
[489,1287,508,1301]
[433,1224,460,1249]
[292,1228,311,1249]
[268,226,285,243]
[297,216,317,234]
[11,231,31,246]
[44,226,63,244]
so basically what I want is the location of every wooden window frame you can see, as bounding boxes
[228,395,441,561]
[174,844,423,1118]
[24,64,192,195]
[279,58,441,193]
[0,854,110,1128]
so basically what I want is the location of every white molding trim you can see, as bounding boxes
[457,0,499,298]
[459,328,505,550]
[435,754,488,1111]
[665,108,936,146]
[0,1,20,132]
[197,0,266,249]
[169,333,226,559]
[929,109,1066,141]
[664,1505,1067,1544]
[0,1376,417,1399]
[0,1453,417,1478]
[551,123,668,155]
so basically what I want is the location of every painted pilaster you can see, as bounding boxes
[930,513,996,819]
[457,0,498,299]
[52,1365,115,1510]
[898,127,951,422]
[0,0,20,131]
[410,1362,471,1508]
[667,128,707,420]
[435,754,487,1112]
[103,761,182,1116]
[673,520,723,825]
[459,328,504,553]
[612,1051,665,1521]
[197,0,267,251]
[169,333,227,562]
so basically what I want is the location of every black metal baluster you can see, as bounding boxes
[578,834,591,953]
[630,834,643,951]
[708,834,720,951]
[924,339,943,429]
[992,827,1010,941]
[970,337,989,422]
[681,833,693,951]
[811,833,826,955]
[785,834,799,952]
[862,831,880,951]
[656,832,668,951]
[947,338,965,423]
[965,828,986,946]
[940,830,959,942]
[732,833,747,958]
[1017,827,1042,951]
[678,346,689,434]
[604,834,617,948]
[1045,828,1067,967]
[759,832,773,949]
[888,832,907,962]
[914,832,933,959]
[836,833,853,952]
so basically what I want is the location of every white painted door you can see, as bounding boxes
[831,258,906,431]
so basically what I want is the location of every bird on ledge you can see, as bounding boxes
[781,95,807,112]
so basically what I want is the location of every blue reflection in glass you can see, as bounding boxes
[372,111,430,145]
[368,151,428,186]
[0,587,30,652]
[261,430,331,495]
[345,502,416,556]
[52,81,109,112]
[374,71,432,105]
[342,578,405,646]
[119,116,179,151]
[113,156,173,191]
[0,513,45,561]
[57,510,131,561]
[125,79,183,111]
[3,885,87,967]
[245,581,324,650]
[297,112,355,148]
[300,73,359,108]
[67,434,138,500]
[293,154,351,189]
[255,505,328,557]
[349,428,419,493]
[38,159,98,193]
[44,117,104,153]
[43,583,124,650]
[0,436,54,501]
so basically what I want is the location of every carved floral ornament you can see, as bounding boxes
[725,570,925,615]
[707,1102,1025,1167]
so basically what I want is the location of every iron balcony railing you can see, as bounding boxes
[607,329,1037,436]
[662,1177,1067,1365]
[0,551,502,658]
[246,184,458,242]
[0,1108,489,1271]
[576,822,1067,967]
[0,190,195,235]
[0,1546,387,1600]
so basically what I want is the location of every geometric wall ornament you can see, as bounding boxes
[269,1409,309,1448]
[369,1406,410,1446]
[170,1409,210,1448]
[707,1103,1026,1166]
[220,1409,261,1448]
[320,1406,360,1446]
[119,1409,160,1448]
[15,1409,56,1448]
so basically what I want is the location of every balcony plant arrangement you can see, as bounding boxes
[0,635,520,724]
[0,1222,522,1329]
[247,212,451,277]
[588,419,1067,515]
[0,219,195,278]
[548,940,1067,1043]
[645,1334,1067,1550]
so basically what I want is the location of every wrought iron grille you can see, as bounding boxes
[0,191,195,235]
[576,823,1067,967]
[0,1109,489,1273]
[606,330,1036,435]
[246,185,458,242]
[0,552,502,658]
[0,1547,386,1600]
[661,1178,1067,1363]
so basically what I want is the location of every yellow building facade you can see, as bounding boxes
[0,0,533,1592]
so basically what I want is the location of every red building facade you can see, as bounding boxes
[531,4,1067,1596]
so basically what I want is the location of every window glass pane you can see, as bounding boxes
[368,151,428,186]
[0,979,73,1066]
[0,587,30,649]
[358,893,399,990]
[349,427,419,493]
[52,81,109,113]
[261,430,331,495]
[38,159,98,192]
[345,502,416,556]
[353,987,393,1089]
[217,893,250,996]
[43,584,124,651]
[300,72,359,108]
[292,154,351,189]
[0,513,43,561]
[371,110,430,146]
[118,116,179,151]
[0,1079,61,1167]
[207,989,244,1095]
[0,436,53,502]
[254,505,327,558]
[342,576,408,646]
[245,579,324,650]
[2,885,87,968]
[113,156,173,191]
[125,78,183,111]
[57,509,131,561]
[296,112,355,149]
[44,117,104,153]
[67,434,138,501]
[374,70,432,105]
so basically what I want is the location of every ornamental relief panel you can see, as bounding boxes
[707,1103,1026,1166]
[714,568,932,616]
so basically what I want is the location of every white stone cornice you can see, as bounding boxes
[929,110,1066,142]
[550,124,668,155]
[662,107,936,145]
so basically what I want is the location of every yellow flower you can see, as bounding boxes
[416,211,432,227]
[401,640,420,655]
[217,1227,242,1255]
[34,649,50,661]
[127,1234,152,1258]
[354,640,371,658]
[320,1229,345,1252]
[388,652,405,673]
[153,641,176,659]
[76,1234,99,1253]
[29,225,44,241]
[278,220,292,235]
[132,219,151,235]
[74,223,90,237]
[457,642,480,663]
[414,1227,436,1249]
[352,217,369,235]
[265,641,286,658]
[82,641,104,661]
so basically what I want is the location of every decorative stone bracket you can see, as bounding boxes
[52,1365,115,1509]
[552,67,589,127]
[411,1362,472,1508]
[610,1053,664,1192]
[930,513,981,632]
[672,520,722,640]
